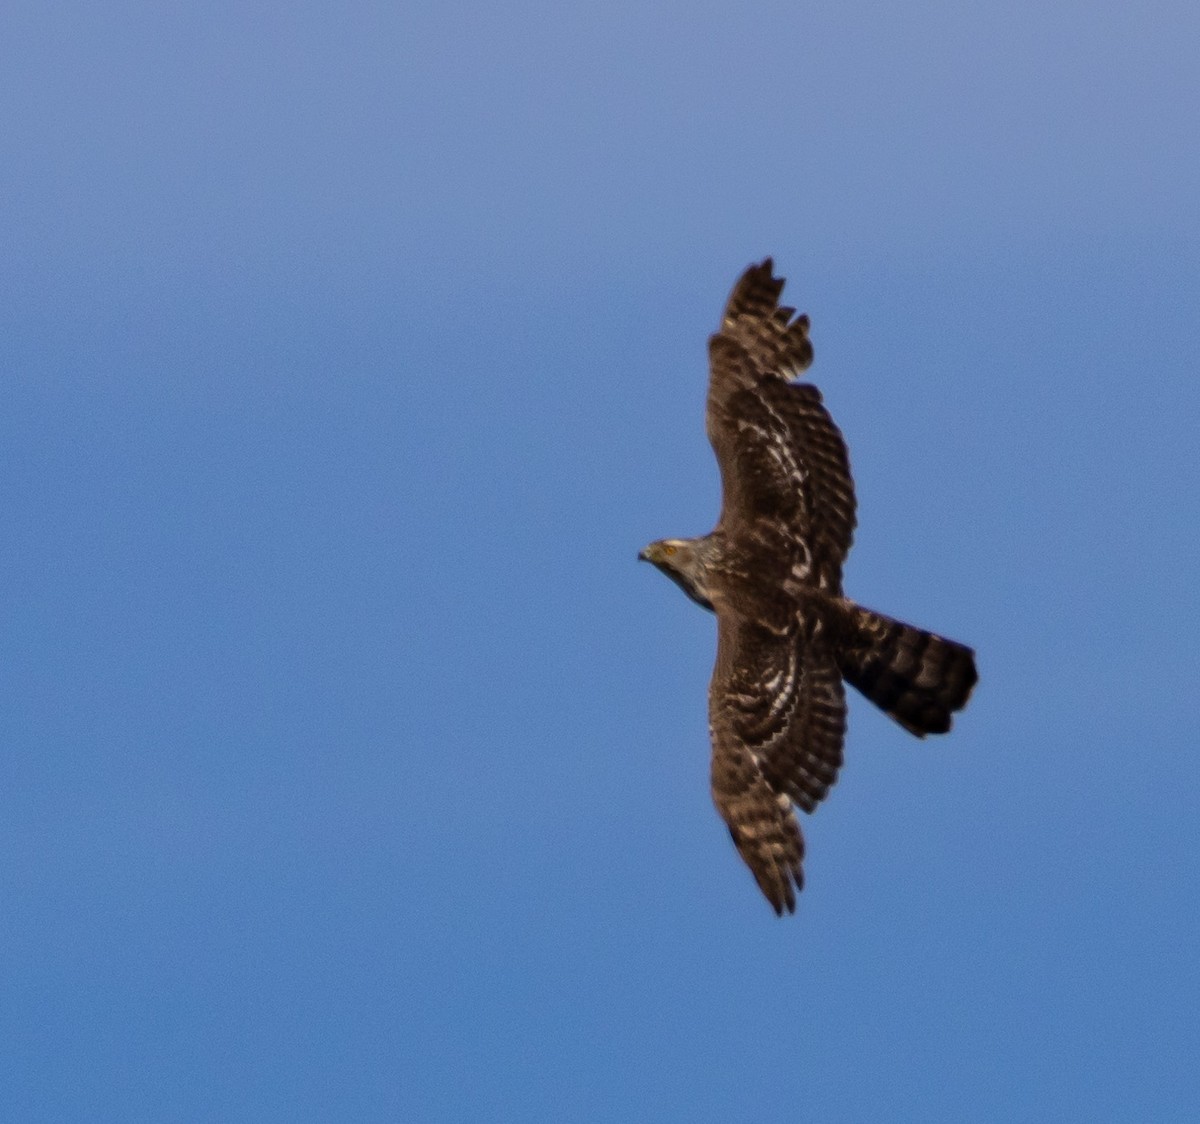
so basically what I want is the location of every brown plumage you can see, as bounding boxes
[640,259,977,914]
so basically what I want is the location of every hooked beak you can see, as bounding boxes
[637,547,650,562]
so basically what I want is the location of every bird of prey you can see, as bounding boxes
[639,259,977,914]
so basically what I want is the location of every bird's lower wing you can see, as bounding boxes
[708,610,846,913]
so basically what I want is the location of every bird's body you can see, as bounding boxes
[640,259,977,914]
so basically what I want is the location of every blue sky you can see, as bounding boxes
[3,1,1199,1120]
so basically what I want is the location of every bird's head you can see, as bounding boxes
[638,537,715,612]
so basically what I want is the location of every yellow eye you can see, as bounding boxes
[664,544,677,556]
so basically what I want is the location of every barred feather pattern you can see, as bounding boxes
[710,742,806,916]
[707,262,855,595]
[720,262,814,382]
[753,378,855,593]
[830,604,979,738]
[835,603,978,736]
[708,614,846,915]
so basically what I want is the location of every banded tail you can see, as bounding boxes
[836,603,977,736]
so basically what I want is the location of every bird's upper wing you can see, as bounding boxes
[706,259,856,592]
[708,606,847,914]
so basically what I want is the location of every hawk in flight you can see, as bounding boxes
[640,259,977,914]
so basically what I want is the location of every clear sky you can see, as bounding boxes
[3,2,1198,1120]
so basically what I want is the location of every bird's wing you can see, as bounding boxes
[706,259,856,592]
[708,607,847,914]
